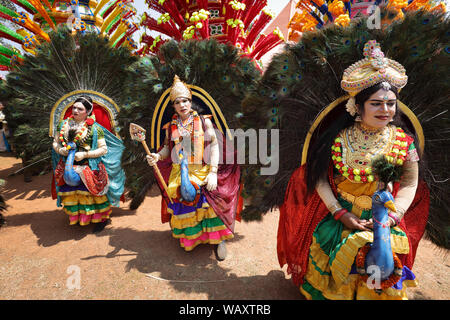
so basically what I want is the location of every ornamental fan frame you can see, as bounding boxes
[49,89,121,139]
[150,84,233,151]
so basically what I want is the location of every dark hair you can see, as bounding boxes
[74,95,94,115]
[305,83,414,193]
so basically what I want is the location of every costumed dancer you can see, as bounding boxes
[277,41,429,299]
[52,95,125,232]
[146,76,241,260]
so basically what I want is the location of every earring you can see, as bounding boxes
[355,115,362,122]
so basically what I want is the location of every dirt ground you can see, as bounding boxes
[0,152,448,300]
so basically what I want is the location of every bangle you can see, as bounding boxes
[328,202,342,214]
[388,212,400,226]
[333,208,347,221]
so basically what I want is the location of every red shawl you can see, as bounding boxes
[277,163,430,287]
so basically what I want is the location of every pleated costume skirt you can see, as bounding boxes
[166,163,233,251]
[300,195,418,300]
[58,184,111,225]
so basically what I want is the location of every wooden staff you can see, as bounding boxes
[129,123,173,204]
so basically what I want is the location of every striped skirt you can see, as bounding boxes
[168,194,233,251]
[58,184,111,226]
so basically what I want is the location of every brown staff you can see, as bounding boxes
[129,123,173,204]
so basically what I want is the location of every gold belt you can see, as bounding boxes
[337,188,372,211]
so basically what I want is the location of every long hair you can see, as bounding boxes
[305,83,420,193]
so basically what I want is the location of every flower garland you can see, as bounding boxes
[331,127,408,183]
[356,243,403,291]
[58,115,95,150]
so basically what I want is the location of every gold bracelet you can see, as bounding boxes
[328,202,343,215]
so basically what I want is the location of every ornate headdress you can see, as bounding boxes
[341,40,408,116]
[169,75,192,102]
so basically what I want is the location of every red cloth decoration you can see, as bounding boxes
[52,158,109,196]
[81,163,109,196]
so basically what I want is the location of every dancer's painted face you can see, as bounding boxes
[173,97,192,120]
[360,89,397,129]
[72,102,89,123]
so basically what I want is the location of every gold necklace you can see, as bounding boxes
[342,123,395,170]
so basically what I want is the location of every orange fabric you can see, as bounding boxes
[235,183,244,222]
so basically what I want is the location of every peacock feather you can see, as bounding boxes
[240,8,449,249]
[0,26,138,172]
[118,38,261,209]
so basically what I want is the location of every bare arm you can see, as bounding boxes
[393,160,419,221]
[204,118,219,173]
[315,174,370,231]
[52,136,69,156]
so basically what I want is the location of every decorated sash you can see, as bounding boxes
[170,111,205,164]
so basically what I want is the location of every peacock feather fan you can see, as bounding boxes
[0,26,138,172]
[371,155,403,189]
[118,39,261,210]
[240,8,449,249]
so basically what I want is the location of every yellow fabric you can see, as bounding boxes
[304,237,359,300]
[336,178,378,198]
[61,194,109,207]
[166,163,210,200]
[172,224,229,240]
[169,206,218,229]
[330,230,409,288]
[356,279,417,300]
[57,190,93,197]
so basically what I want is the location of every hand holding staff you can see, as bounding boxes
[129,123,173,204]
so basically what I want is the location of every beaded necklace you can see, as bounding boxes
[176,112,194,137]
[331,124,409,183]
[58,116,94,150]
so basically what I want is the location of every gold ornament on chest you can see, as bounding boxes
[344,124,395,171]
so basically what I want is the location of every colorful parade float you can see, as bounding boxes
[137,0,285,64]
[287,0,447,41]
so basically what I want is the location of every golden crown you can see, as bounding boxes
[170,75,192,102]
[341,40,408,97]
